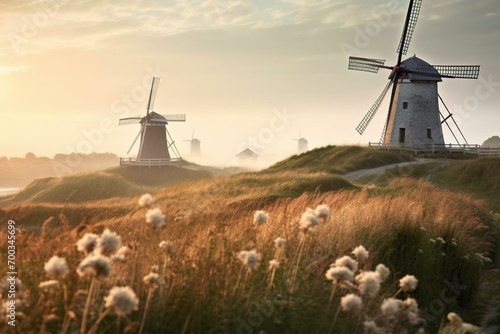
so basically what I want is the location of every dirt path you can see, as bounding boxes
[344,158,447,183]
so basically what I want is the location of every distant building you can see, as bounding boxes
[236,148,259,161]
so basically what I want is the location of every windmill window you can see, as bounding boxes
[427,129,432,139]
[403,102,408,109]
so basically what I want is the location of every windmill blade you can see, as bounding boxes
[127,128,143,154]
[119,117,142,125]
[159,114,186,122]
[348,57,387,73]
[356,80,393,135]
[431,65,480,79]
[397,0,422,57]
[146,77,160,114]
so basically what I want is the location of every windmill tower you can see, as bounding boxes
[184,129,201,157]
[119,77,186,166]
[348,0,480,147]
[293,132,308,154]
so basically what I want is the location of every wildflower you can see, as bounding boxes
[356,271,381,297]
[138,193,154,208]
[159,240,175,256]
[333,255,358,272]
[340,294,363,313]
[429,238,436,243]
[77,255,112,279]
[452,238,458,246]
[143,272,162,288]
[399,275,418,292]
[238,250,262,271]
[403,298,422,326]
[314,204,330,221]
[268,259,280,270]
[418,249,423,254]
[76,233,98,255]
[363,320,383,332]
[253,210,269,225]
[104,286,139,316]
[436,237,446,244]
[96,229,121,257]
[352,245,369,262]
[447,312,463,327]
[39,280,59,290]
[274,237,286,248]
[325,267,354,283]
[375,264,390,282]
[44,255,69,280]
[146,208,166,229]
[381,298,402,316]
[112,246,130,263]
[298,208,320,231]
[475,253,492,263]
[420,226,427,231]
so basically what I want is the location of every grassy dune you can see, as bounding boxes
[0,146,498,333]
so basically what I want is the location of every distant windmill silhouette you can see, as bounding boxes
[293,132,308,154]
[184,129,201,157]
[119,77,186,166]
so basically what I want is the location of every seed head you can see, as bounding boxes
[76,233,98,255]
[340,294,363,313]
[238,250,262,271]
[325,266,354,283]
[138,193,154,208]
[356,271,381,297]
[96,229,121,257]
[399,275,418,292]
[77,255,112,279]
[44,255,69,280]
[146,208,166,229]
[314,204,330,221]
[299,208,320,231]
[104,286,139,316]
[143,272,162,288]
[253,210,269,225]
[352,245,369,262]
[375,263,390,282]
[274,237,286,248]
[333,255,358,272]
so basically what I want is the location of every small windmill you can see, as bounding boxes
[348,0,480,147]
[119,77,186,166]
[293,132,308,154]
[184,129,201,157]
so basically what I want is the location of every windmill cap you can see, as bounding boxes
[140,111,169,124]
[390,55,442,82]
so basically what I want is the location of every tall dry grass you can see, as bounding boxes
[0,176,494,333]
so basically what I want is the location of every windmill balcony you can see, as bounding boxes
[120,157,182,168]
[368,142,500,156]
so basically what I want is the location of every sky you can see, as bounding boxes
[1,0,499,167]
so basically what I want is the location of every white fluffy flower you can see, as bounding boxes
[352,245,369,262]
[340,294,363,313]
[44,255,69,280]
[77,255,112,279]
[104,286,139,316]
[96,229,121,257]
[76,233,98,255]
[159,240,175,256]
[356,271,381,297]
[138,193,154,208]
[299,208,320,231]
[333,255,358,273]
[399,275,418,292]
[314,204,330,221]
[274,237,286,248]
[375,264,390,282]
[238,250,262,271]
[112,246,130,263]
[325,267,354,283]
[253,210,269,225]
[146,208,166,229]
[143,272,162,287]
[381,298,403,316]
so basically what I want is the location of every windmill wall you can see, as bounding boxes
[384,80,445,146]
[138,124,171,159]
